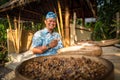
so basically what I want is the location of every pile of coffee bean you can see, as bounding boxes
[19,56,107,80]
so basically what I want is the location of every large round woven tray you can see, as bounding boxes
[15,55,114,80]
[94,39,120,47]
[76,39,120,47]
[57,42,102,56]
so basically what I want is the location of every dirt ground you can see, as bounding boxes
[0,46,120,80]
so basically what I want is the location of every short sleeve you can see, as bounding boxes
[31,31,42,48]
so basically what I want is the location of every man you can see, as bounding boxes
[31,11,63,57]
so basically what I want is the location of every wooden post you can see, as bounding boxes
[70,12,77,45]
[65,0,70,47]
[57,0,65,46]
[85,0,97,18]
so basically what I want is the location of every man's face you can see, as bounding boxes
[45,18,57,30]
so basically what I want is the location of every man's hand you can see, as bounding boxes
[32,46,48,54]
[32,39,58,54]
[49,39,58,48]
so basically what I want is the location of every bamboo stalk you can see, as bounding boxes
[14,17,18,53]
[19,19,22,53]
[16,14,20,53]
[7,29,10,54]
[70,12,77,45]
[15,26,18,53]
[7,15,17,52]
[16,12,22,53]
[14,17,17,29]
[73,12,77,42]
[57,0,65,46]
[7,14,12,30]
[65,3,70,47]
[54,9,62,37]
[56,16,62,37]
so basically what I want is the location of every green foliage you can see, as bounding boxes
[22,21,44,31]
[97,0,120,25]
[0,51,9,62]
[85,22,95,29]
[112,20,120,38]
[0,24,7,42]
[0,18,9,63]
[0,18,8,45]
[0,0,10,6]
[91,0,120,40]
[76,18,82,26]
[91,20,117,41]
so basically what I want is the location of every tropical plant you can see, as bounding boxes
[91,0,120,41]
[91,21,116,41]
[0,18,9,65]
[22,21,44,31]
[112,20,120,39]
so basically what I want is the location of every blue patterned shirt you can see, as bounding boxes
[31,28,63,57]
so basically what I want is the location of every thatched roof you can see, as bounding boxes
[0,0,97,22]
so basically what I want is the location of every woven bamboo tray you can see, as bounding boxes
[94,39,120,47]
[76,39,120,47]
[15,55,114,80]
[57,43,102,56]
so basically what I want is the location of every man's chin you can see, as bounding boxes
[49,27,54,29]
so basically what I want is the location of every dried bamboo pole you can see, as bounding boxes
[7,14,12,30]
[73,12,77,42]
[16,13,22,53]
[14,17,18,53]
[7,15,17,53]
[70,12,77,45]
[57,0,65,46]
[54,9,62,37]
[15,20,18,53]
[19,16,22,53]
[15,27,18,53]
[65,2,70,47]
[14,17,17,29]
[56,16,62,37]
[7,14,22,53]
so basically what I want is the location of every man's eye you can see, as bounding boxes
[48,20,56,23]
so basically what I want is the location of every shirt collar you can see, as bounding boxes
[43,28,49,34]
[43,28,54,34]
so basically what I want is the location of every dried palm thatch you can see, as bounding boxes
[0,0,97,22]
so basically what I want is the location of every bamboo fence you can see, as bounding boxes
[7,15,34,54]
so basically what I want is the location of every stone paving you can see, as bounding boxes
[101,46,120,80]
[0,46,120,80]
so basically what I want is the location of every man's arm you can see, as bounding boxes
[32,39,58,54]
[32,46,49,54]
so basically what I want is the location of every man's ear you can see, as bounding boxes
[44,20,47,24]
